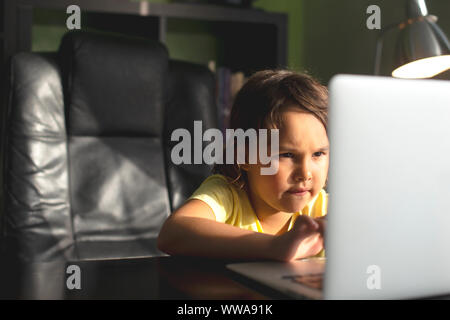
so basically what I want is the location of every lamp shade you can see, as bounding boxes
[392,1,450,78]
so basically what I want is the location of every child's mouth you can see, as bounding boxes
[287,189,310,196]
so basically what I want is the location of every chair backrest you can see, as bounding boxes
[1,31,216,261]
[165,60,217,211]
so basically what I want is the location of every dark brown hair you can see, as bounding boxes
[213,70,328,189]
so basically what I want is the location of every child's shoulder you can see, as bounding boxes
[202,173,229,183]
[198,174,237,190]
[189,174,238,222]
[191,174,236,197]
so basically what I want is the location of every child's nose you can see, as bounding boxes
[294,171,313,182]
[293,161,313,182]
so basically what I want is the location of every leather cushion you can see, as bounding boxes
[59,31,169,136]
[164,60,218,211]
[69,136,170,248]
[4,53,75,261]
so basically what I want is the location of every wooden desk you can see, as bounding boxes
[0,256,291,299]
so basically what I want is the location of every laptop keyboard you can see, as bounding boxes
[282,273,324,290]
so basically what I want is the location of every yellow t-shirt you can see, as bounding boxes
[187,173,327,235]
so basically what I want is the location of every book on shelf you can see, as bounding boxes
[210,61,246,135]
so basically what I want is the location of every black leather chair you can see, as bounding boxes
[0,31,217,261]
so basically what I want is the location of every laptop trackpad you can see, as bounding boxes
[227,257,325,299]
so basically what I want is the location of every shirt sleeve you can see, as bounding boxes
[187,175,234,223]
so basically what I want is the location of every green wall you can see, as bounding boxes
[32,9,67,52]
[165,20,219,66]
[253,0,303,72]
[300,0,450,83]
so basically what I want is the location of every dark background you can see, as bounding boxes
[31,0,450,84]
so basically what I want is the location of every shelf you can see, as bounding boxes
[17,0,285,25]
[2,0,288,121]
[4,0,287,73]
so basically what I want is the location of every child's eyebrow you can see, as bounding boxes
[279,145,330,152]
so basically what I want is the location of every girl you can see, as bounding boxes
[158,70,329,262]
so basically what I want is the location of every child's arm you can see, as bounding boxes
[157,199,324,261]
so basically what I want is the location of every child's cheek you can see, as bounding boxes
[255,163,281,185]
[271,164,290,191]
[317,160,329,187]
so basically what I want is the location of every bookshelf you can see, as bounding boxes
[1,0,288,127]
[2,0,287,70]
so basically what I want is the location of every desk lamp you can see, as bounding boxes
[374,0,450,78]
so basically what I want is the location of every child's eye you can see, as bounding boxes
[313,151,325,157]
[280,152,294,158]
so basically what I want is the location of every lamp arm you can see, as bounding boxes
[374,33,385,75]
[374,22,404,75]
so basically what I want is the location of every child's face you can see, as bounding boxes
[244,107,329,215]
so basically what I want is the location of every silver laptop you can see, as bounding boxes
[227,74,450,299]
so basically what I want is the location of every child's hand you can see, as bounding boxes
[314,215,327,238]
[273,215,324,262]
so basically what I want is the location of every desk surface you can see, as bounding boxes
[2,256,450,300]
[0,256,291,300]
